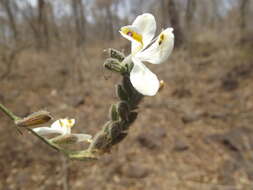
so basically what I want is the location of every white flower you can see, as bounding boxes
[33,118,92,143]
[119,13,174,96]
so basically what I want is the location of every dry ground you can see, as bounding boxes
[1,32,253,190]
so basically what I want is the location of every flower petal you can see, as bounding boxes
[119,25,143,54]
[51,118,75,134]
[33,127,63,135]
[132,13,156,48]
[130,58,160,96]
[72,133,92,143]
[136,28,174,64]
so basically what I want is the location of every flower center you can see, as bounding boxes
[158,34,165,46]
[121,27,143,45]
[59,119,74,128]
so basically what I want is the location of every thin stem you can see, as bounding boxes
[61,155,69,190]
[0,102,20,121]
[0,102,95,161]
[27,128,69,154]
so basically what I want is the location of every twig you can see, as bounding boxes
[0,103,20,121]
[0,48,144,162]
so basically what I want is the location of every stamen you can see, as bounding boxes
[158,34,165,46]
[158,80,165,92]
[59,120,64,127]
[121,27,143,45]
[127,31,133,37]
[68,119,74,128]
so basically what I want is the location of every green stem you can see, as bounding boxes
[0,102,94,161]
[0,103,20,121]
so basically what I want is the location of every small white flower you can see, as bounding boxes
[119,13,174,96]
[33,118,92,143]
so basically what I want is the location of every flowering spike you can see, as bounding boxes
[89,131,109,154]
[117,101,129,121]
[128,112,138,125]
[116,84,128,101]
[111,132,128,146]
[109,104,119,121]
[108,121,122,140]
[122,76,134,96]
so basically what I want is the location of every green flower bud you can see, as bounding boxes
[103,58,127,73]
[121,112,138,131]
[109,104,119,121]
[107,48,125,62]
[108,121,122,140]
[128,112,138,124]
[116,84,128,101]
[89,131,109,152]
[117,101,129,121]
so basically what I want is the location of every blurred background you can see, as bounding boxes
[0,0,253,189]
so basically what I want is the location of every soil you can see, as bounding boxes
[1,40,253,190]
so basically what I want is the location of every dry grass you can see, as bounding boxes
[0,30,253,190]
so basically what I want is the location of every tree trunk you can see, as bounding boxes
[38,0,50,49]
[239,0,249,30]
[0,0,19,41]
[185,0,196,29]
[167,0,184,47]
[72,0,86,46]
[105,5,114,41]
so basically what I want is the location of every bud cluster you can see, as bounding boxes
[88,49,143,155]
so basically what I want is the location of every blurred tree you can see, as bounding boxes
[185,0,196,30]
[239,0,249,30]
[95,0,115,40]
[37,0,50,49]
[167,0,184,47]
[0,0,19,41]
[160,0,168,28]
[71,0,86,46]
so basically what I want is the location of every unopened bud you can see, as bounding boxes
[116,84,128,101]
[122,112,138,131]
[104,58,127,73]
[109,121,122,139]
[117,101,129,121]
[109,104,119,121]
[88,131,109,153]
[50,134,77,144]
[122,76,134,97]
[15,110,52,127]
[111,132,128,146]
[107,48,125,62]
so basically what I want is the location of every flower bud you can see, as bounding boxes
[107,48,125,62]
[121,112,138,131]
[50,134,77,144]
[117,101,129,121]
[109,104,119,121]
[122,76,134,96]
[111,132,128,146]
[104,58,127,73]
[88,131,109,153]
[116,84,128,101]
[15,110,52,127]
[108,121,122,139]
